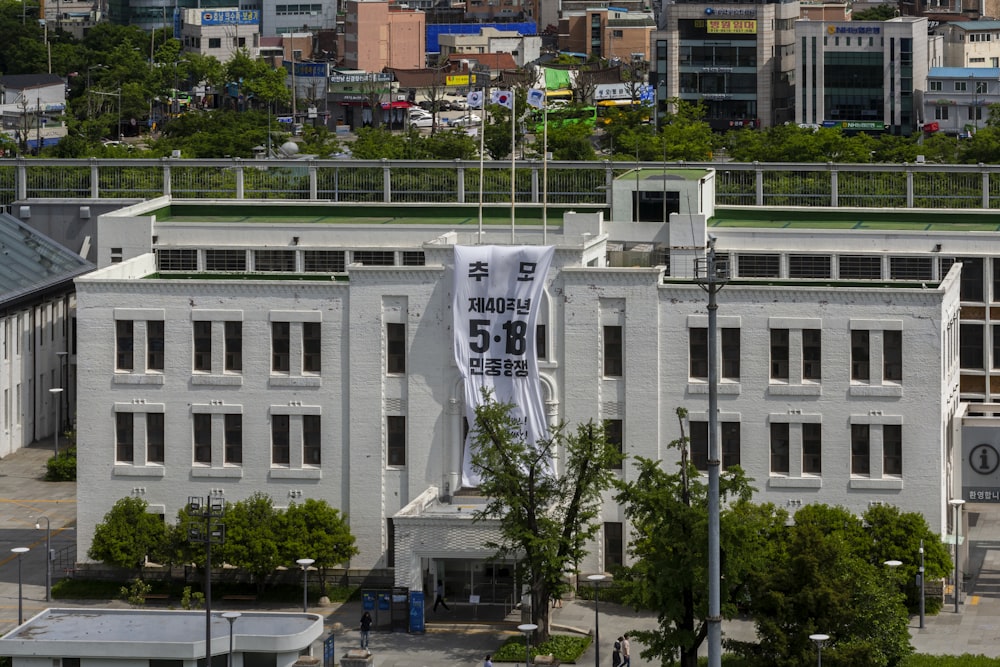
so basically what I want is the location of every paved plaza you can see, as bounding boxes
[2,443,1000,664]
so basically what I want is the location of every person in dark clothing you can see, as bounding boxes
[359,611,373,649]
[433,581,450,611]
[612,637,622,667]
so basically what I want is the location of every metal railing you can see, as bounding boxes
[6,157,1000,210]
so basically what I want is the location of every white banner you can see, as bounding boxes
[453,245,555,487]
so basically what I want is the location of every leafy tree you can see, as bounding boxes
[152,110,269,157]
[536,122,597,161]
[88,497,168,575]
[658,99,715,161]
[470,390,621,641]
[219,492,283,592]
[613,408,778,667]
[296,125,342,157]
[421,128,478,160]
[280,498,359,591]
[350,127,410,159]
[853,3,899,19]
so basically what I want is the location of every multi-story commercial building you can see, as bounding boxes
[559,6,655,62]
[178,8,262,62]
[73,171,975,590]
[438,27,542,67]
[795,17,928,135]
[652,0,798,130]
[342,0,426,71]
[931,21,1000,68]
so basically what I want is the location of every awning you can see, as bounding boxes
[381,101,412,109]
[546,90,573,99]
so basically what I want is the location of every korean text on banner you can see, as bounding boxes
[453,245,555,487]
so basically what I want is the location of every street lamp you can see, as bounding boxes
[517,623,538,667]
[809,633,829,667]
[48,387,63,456]
[918,540,926,628]
[35,516,51,602]
[11,547,29,623]
[296,558,315,613]
[188,493,225,666]
[950,498,966,613]
[586,574,607,667]
[222,611,241,667]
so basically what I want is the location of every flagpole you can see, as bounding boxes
[477,88,485,245]
[510,91,516,245]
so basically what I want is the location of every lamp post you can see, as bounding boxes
[35,516,51,602]
[188,493,225,666]
[809,633,829,667]
[918,540,926,628]
[517,623,538,667]
[56,351,68,428]
[48,387,63,456]
[296,558,315,613]
[222,611,241,667]
[950,498,966,613]
[586,574,607,667]
[11,547,29,623]
[695,235,729,667]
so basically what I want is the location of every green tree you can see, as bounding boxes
[88,497,168,576]
[219,492,283,592]
[853,3,899,19]
[613,408,778,667]
[152,110,269,157]
[470,390,621,641]
[280,498,359,591]
[537,122,597,160]
[350,127,410,159]
[421,128,479,160]
[658,99,715,161]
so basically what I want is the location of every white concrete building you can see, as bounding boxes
[179,8,262,62]
[0,608,323,667]
[73,175,968,592]
[437,28,542,67]
[931,20,1000,68]
[794,17,929,135]
[926,66,999,136]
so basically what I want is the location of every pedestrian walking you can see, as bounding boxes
[484,655,494,667]
[359,611,373,650]
[612,637,622,667]
[433,581,450,611]
[621,634,631,667]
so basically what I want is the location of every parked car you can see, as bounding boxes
[410,116,437,128]
[450,114,482,128]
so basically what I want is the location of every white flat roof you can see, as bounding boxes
[0,609,324,659]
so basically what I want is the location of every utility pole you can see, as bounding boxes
[695,236,728,667]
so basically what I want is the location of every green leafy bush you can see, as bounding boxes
[492,634,590,663]
[120,578,152,607]
[45,446,76,481]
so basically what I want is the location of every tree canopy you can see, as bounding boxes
[470,390,621,640]
[88,496,169,575]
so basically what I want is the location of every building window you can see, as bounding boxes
[960,323,984,368]
[690,328,708,379]
[802,329,821,380]
[116,320,134,371]
[387,415,406,466]
[304,250,346,272]
[156,248,197,271]
[851,330,870,381]
[605,419,623,469]
[789,255,831,279]
[802,423,822,473]
[890,256,933,280]
[272,322,290,372]
[272,414,290,465]
[302,322,321,373]
[205,249,246,272]
[935,106,949,121]
[737,254,779,278]
[955,80,968,92]
[884,330,902,381]
[839,255,882,280]
[304,415,322,465]
[770,422,789,474]
[387,323,406,374]
[851,424,870,475]
[958,257,984,301]
[193,321,212,372]
[386,518,395,568]
[536,325,547,360]
[690,421,739,471]
[225,414,242,464]
[116,412,134,463]
[721,328,740,380]
[147,320,164,371]
[147,413,165,464]
[354,251,395,266]
[194,414,212,464]
[929,81,942,91]
[401,251,425,266]
[884,424,902,475]
[721,422,740,468]
[255,250,295,272]
[604,521,624,571]
[604,325,623,377]
[208,37,221,48]
[225,321,242,372]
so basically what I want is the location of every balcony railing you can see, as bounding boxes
[5,157,1000,210]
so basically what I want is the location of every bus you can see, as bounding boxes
[596,99,652,124]
[531,105,597,133]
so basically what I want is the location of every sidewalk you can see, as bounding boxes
[4,443,1000,662]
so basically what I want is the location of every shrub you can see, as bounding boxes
[46,445,76,481]
[492,634,590,663]
[120,578,152,607]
